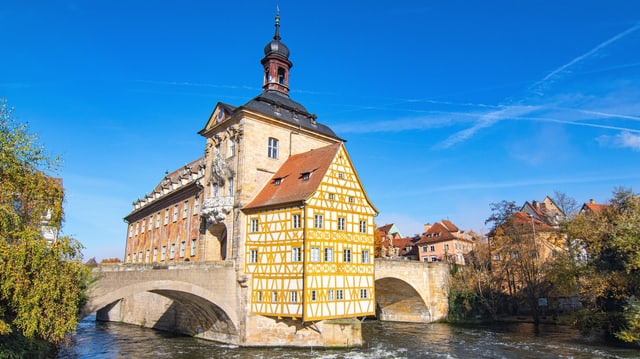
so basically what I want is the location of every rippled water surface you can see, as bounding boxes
[58,315,639,358]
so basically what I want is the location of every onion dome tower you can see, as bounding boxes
[261,10,293,96]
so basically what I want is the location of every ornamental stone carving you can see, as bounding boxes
[201,196,234,225]
[210,146,233,185]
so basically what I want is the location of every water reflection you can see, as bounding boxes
[58,315,639,359]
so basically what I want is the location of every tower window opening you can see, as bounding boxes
[277,67,286,85]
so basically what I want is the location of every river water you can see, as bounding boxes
[58,315,638,358]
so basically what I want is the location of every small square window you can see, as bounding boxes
[328,193,335,200]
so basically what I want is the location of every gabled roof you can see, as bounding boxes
[416,222,457,244]
[378,224,394,234]
[510,211,555,232]
[441,220,459,232]
[243,143,342,210]
[580,202,609,214]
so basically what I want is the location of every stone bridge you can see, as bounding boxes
[84,259,449,345]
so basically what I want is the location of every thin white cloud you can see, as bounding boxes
[529,22,640,94]
[597,132,640,151]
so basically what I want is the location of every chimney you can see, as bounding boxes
[590,199,595,204]
[423,223,432,233]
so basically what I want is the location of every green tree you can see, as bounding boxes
[0,99,89,355]
[565,187,640,344]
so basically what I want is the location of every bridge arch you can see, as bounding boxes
[83,279,238,342]
[375,276,432,322]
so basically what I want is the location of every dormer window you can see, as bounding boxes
[274,178,282,185]
[301,172,311,180]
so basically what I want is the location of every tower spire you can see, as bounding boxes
[274,6,281,41]
[261,8,292,95]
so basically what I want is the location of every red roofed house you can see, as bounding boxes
[415,220,474,264]
[579,199,610,215]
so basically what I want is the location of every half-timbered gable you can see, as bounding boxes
[243,142,377,321]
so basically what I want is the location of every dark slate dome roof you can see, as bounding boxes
[264,38,290,58]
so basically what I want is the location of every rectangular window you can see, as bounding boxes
[431,256,437,262]
[362,250,370,264]
[228,177,234,196]
[170,243,176,259]
[292,214,301,229]
[164,209,169,225]
[349,197,354,203]
[156,213,161,228]
[179,241,186,258]
[213,183,219,197]
[148,216,153,230]
[430,245,435,252]
[161,246,167,261]
[194,195,200,214]
[128,225,133,237]
[272,291,277,302]
[268,137,279,159]
[145,249,150,263]
[422,246,427,252]
[135,223,139,235]
[343,249,352,263]
[292,247,301,262]
[290,291,298,303]
[324,247,333,262]
[423,257,429,262]
[338,217,345,231]
[360,288,368,299]
[311,247,320,262]
[183,201,189,218]
[359,220,367,233]
[311,290,317,302]
[190,239,197,257]
[229,139,235,156]
[141,219,145,233]
[336,289,344,300]
[328,193,335,200]
[250,249,258,264]
[250,219,259,232]
[173,205,179,222]
[153,248,158,262]
[314,214,323,229]
[328,289,334,301]
[257,291,262,302]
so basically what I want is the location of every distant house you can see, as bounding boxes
[520,196,566,228]
[377,223,403,257]
[579,199,609,215]
[415,220,474,264]
[387,236,420,260]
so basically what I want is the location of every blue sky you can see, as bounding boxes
[2,1,639,260]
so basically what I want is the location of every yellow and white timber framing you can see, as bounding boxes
[244,144,377,322]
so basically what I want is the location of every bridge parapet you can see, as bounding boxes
[92,260,233,273]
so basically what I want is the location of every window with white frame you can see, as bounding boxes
[362,250,370,264]
[170,243,176,259]
[213,183,219,197]
[290,291,298,303]
[164,209,169,225]
[343,249,352,263]
[190,239,197,256]
[430,245,435,252]
[152,248,158,262]
[292,214,301,229]
[292,247,301,262]
[268,137,279,159]
[179,241,186,258]
[141,219,145,233]
[161,246,167,261]
[156,212,160,228]
[228,177,234,196]
[311,290,317,302]
[250,218,259,232]
[338,217,345,231]
[145,249,150,263]
[257,291,262,302]
[359,220,367,233]
[148,216,153,230]
[336,289,344,300]
[271,291,277,302]
[324,247,333,262]
[311,247,320,262]
[314,214,323,229]
[229,139,235,156]
[360,288,368,299]
[183,201,189,218]
[328,289,334,300]
[431,256,437,262]
[194,195,200,214]
[250,249,258,264]
[128,225,133,237]
[173,205,179,222]
[135,222,139,235]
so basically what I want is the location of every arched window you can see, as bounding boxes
[277,67,286,85]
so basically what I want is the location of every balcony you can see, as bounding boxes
[202,196,234,225]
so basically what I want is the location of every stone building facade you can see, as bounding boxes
[122,13,377,345]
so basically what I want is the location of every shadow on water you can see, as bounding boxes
[58,315,639,359]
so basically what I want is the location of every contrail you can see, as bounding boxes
[530,22,640,91]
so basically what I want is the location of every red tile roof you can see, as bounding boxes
[441,219,459,232]
[416,222,457,244]
[377,224,394,234]
[510,211,555,232]
[243,143,342,210]
[581,202,609,214]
